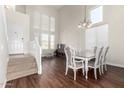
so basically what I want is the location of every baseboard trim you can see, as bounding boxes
[107,62,124,68]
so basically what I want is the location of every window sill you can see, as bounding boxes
[90,22,107,28]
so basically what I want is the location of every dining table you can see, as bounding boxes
[75,50,95,79]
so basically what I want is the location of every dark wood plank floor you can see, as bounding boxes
[6,57,124,88]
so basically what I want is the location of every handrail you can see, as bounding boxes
[29,37,42,74]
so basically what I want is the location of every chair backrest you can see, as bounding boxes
[95,47,103,66]
[64,46,75,67]
[102,46,109,62]
[94,46,97,54]
[57,44,65,49]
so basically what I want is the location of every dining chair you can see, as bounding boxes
[94,46,97,54]
[101,47,109,74]
[90,46,97,61]
[64,46,85,80]
[88,47,103,79]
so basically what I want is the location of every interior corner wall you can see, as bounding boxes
[88,5,124,67]
[59,5,85,51]
[15,5,26,14]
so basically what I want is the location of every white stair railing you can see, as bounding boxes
[29,37,42,74]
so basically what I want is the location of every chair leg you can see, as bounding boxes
[82,68,85,76]
[99,67,101,76]
[105,64,107,71]
[65,66,68,75]
[94,68,97,79]
[101,65,104,74]
[74,69,76,80]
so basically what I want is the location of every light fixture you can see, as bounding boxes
[78,5,92,30]
[4,5,15,12]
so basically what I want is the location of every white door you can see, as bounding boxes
[6,10,29,54]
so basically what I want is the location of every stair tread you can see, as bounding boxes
[8,60,36,66]
[9,54,34,58]
[7,54,38,81]
[7,63,37,73]
[7,68,37,81]
[8,54,36,66]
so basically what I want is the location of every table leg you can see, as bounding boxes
[85,59,88,80]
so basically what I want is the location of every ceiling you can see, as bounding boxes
[46,5,64,10]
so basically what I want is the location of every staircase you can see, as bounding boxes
[7,54,38,81]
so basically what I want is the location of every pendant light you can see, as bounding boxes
[78,5,92,30]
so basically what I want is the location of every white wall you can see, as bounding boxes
[0,6,9,88]
[103,6,124,67]
[88,5,124,67]
[6,10,30,54]
[86,24,108,50]
[59,5,85,51]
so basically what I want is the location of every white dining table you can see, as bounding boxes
[75,50,95,79]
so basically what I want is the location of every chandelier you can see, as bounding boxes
[78,5,92,30]
[4,5,15,12]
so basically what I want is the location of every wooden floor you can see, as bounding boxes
[6,57,124,88]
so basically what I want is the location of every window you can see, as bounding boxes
[50,34,55,49]
[41,34,49,49]
[90,6,103,24]
[50,17,55,49]
[40,15,55,50]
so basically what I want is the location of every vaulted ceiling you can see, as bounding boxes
[45,5,64,10]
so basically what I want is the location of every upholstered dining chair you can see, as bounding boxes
[64,46,85,80]
[101,47,109,74]
[88,47,103,79]
[90,46,97,62]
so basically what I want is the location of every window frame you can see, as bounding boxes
[89,6,103,26]
[49,34,54,49]
[40,14,56,50]
[41,33,49,49]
